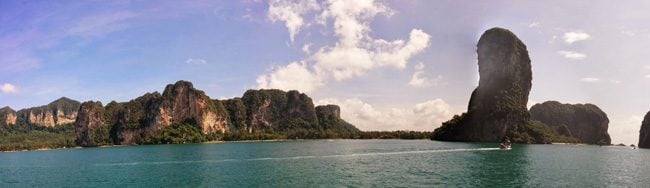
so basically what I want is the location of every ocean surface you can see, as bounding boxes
[1,140,648,187]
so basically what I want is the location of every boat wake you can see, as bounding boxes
[95,148,500,166]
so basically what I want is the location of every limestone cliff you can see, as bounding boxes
[74,80,361,146]
[74,101,109,146]
[530,101,611,145]
[78,81,231,145]
[639,111,650,148]
[432,28,533,143]
[242,89,318,132]
[0,107,17,128]
[315,105,360,134]
[16,97,80,127]
[152,81,230,135]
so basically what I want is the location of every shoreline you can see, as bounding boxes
[1,138,434,153]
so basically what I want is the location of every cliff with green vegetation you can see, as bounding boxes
[0,106,17,130]
[639,111,650,148]
[431,28,536,143]
[71,80,367,147]
[15,97,80,128]
[529,101,611,145]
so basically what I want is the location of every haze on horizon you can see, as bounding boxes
[1,0,648,145]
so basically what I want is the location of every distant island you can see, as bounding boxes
[0,81,430,151]
[431,28,612,145]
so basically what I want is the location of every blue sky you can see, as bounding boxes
[1,0,649,144]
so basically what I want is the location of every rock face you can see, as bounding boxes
[110,81,231,145]
[530,101,611,145]
[242,89,319,132]
[75,101,107,146]
[639,111,650,148]
[0,107,17,128]
[153,81,230,134]
[16,97,80,127]
[73,80,361,146]
[315,105,360,134]
[432,28,532,142]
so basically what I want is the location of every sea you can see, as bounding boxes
[0,140,648,187]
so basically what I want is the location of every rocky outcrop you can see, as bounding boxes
[639,111,650,148]
[16,97,80,127]
[530,101,611,145]
[74,101,107,146]
[75,81,232,145]
[74,80,361,146]
[242,89,319,132]
[152,81,230,134]
[0,106,17,126]
[315,105,360,134]
[432,28,532,142]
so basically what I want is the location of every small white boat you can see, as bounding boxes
[500,144,511,150]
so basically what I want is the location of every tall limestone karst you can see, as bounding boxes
[639,111,650,148]
[16,97,80,127]
[529,101,611,145]
[432,28,533,143]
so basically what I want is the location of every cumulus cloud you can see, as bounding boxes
[1,83,18,94]
[580,77,600,83]
[185,58,207,64]
[558,51,586,60]
[268,0,320,42]
[408,62,441,88]
[316,98,454,131]
[563,31,591,44]
[259,0,431,92]
[256,61,323,92]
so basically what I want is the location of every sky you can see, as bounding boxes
[1,0,649,144]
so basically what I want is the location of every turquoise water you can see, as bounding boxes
[1,140,648,187]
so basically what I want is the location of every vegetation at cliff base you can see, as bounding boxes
[145,123,207,144]
[0,124,76,151]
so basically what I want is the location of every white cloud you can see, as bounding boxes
[259,0,431,92]
[185,58,207,65]
[580,77,600,83]
[268,0,320,42]
[609,115,644,145]
[1,83,18,94]
[68,11,138,38]
[563,31,591,44]
[558,51,586,60]
[316,98,454,131]
[256,61,323,92]
[408,62,441,88]
[645,74,650,79]
[527,22,540,28]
